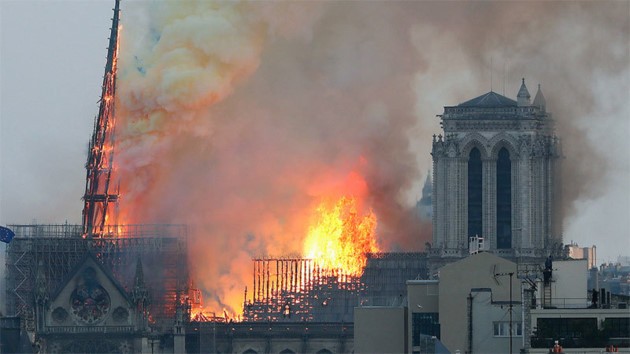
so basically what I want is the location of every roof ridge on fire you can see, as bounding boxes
[458,91,517,108]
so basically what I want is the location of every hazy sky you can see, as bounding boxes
[1,1,113,224]
[1,0,628,275]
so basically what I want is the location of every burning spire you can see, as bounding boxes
[82,0,121,238]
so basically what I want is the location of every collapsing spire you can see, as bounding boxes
[82,0,121,238]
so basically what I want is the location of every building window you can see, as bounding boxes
[603,317,630,338]
[412,313,440,346]
[532,317,601,348]
[493,321,522,337]
[496,148,512,249]
[468,148,483,239]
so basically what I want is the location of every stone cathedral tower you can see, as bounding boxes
[429,79,563,265]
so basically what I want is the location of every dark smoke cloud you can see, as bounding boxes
[115,1,628,312]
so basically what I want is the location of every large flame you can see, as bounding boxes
[113,1,431,316]
[303,196,379,277]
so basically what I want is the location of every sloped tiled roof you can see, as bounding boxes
[458,91,517,108]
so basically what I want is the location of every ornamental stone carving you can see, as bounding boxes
[430,81,562,264]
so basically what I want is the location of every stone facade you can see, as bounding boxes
[430,80,563,266]
[33,253,150,354]
[190,322,352,354]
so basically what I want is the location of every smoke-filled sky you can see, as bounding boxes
[1,1,629,313]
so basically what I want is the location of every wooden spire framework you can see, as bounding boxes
[82,0,121,238]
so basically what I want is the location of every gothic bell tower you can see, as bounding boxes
[430,79,563,264]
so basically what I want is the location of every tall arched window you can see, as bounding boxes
[468,148,483,239]
[496,148,512,249]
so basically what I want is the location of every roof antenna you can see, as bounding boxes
[490,56,493,92]
[502,60,506,95]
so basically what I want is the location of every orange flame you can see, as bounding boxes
[191,308,220,322]
[303,196,379,277]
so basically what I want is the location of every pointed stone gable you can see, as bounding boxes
[44,253,137,330]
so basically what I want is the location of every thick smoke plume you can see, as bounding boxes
[115,1,629,313]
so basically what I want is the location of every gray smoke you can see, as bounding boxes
[113,1,628,313]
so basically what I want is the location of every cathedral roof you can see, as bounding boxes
[458,91,517,108]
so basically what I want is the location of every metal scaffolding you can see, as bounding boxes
[243,258,363,322]
[360,252,428,306]
[4,224,189,332]
[241,252,429,322]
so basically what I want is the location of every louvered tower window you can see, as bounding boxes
[468,148,483,239]
[496,148,512,249]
